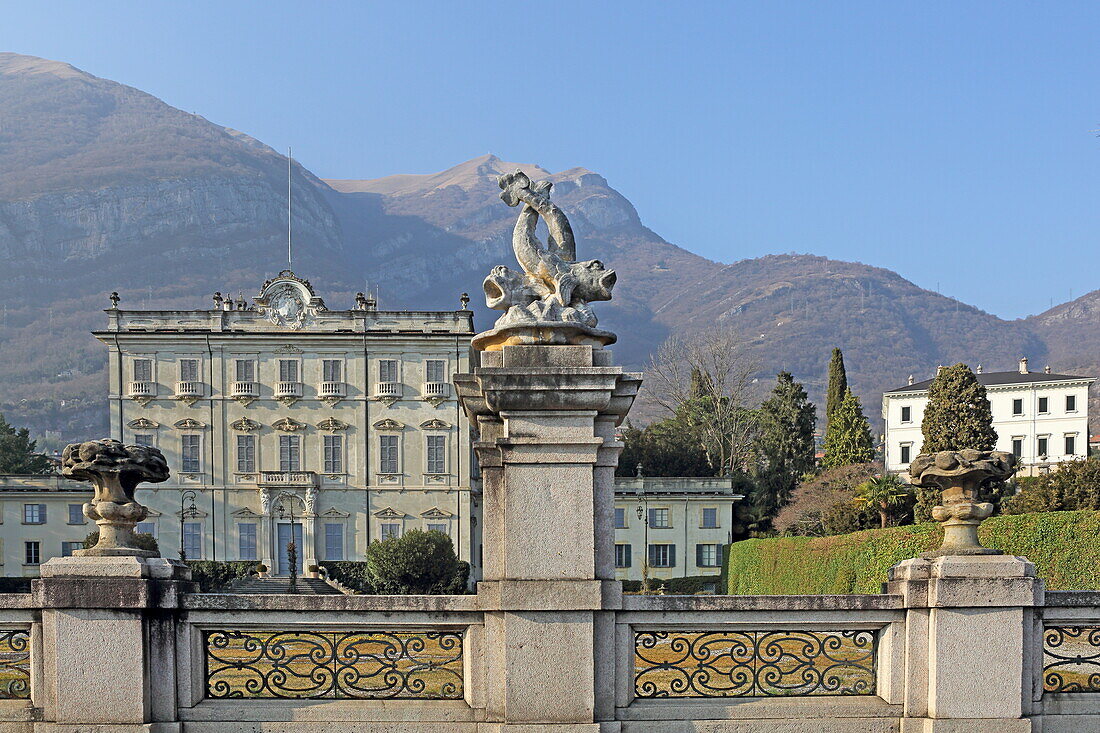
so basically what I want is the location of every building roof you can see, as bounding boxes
[885,370,1094,394]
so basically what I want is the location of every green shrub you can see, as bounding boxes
[725,510,1100,594]
[365,530,471,595]
[621,576,721,595]
[320,561,373,594]
[84,530,159,554]
[187,561,259,593]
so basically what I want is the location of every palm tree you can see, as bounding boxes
[855,474,911,529]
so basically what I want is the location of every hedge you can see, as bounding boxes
[187,561,259,593]
[622,575,723,595]
[319,561,373,594]
[724,510,1100,595]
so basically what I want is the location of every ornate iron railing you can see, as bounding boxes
[204,629,463,699]
[634,629,876,698]
[0,629,30,700]
[1043,625,1100,693]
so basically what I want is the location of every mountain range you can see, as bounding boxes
[0,52,1095,445]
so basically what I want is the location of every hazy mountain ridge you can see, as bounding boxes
[0,52,1095,444]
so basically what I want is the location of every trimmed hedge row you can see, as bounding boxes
[622,575,723,595]
[724,510,1100,595]
[187,560,259,593]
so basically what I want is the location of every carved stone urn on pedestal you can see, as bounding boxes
[908,448,1017,557]
[61,439,169,557]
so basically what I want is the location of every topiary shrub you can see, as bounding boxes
[366,530,471,595]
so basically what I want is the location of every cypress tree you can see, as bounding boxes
[915,363,998,520]
[753,372,817,520]
[826,348,848,423]
[821,388,875,469]
[0,413,53,475]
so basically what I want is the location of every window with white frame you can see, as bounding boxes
[182,522,202,560]
[379,359,398,383]
[648,544,675,568]
[900,405,912,423]
[133,433,154,448]
[1066,394,1077,412]
[380,523,400,541]
[23,504,45,524]
[649,507,670,529]
[279,435,301,471]
[1012,398,1024,416]
[426,435,446,473]
[1037,436,1049,458]
[615,543,632,568]
[1011,438,1024,458]
[900,443,912,465]
[238,523,257,561]
[236,434,256,473]
[426,359,446,383]
[181,435,201,473]
[179,358,199,382]
[322,359,342,383]
[235,359,255,382]
[133,358,152,382]
[427,523,447,534]
[1065,434,1077,456]
[1038,396,1050,414]
[379,435,399,474]
[701,507,719,528]
[136,522,156,537]
[324,523,344,561]
[696,544,721,567]
[61,541,82,557]
[68,504,84,525]
[24,542,40,565]
[614,507,627,529]
[323,435,343,473]
[278,359,299,383]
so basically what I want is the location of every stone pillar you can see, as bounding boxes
[456,344,640,732]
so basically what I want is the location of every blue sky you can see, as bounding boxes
[3,1,1098,319]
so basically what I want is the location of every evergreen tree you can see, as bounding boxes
[820,388,875,469]
[753,372,817,520]
[0,413,53,474]
[826,348,848,423]
[616,418,715,478]
[915,363,998,520]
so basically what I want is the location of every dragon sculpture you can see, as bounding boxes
[472,169,617,351]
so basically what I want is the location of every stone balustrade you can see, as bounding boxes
[174,380,202,397]
[422,381,449,398]
[319,380,346,398]
[275,380,303,398]
[126,380,153,398]
[229,380,258,398]
[374,381,401,398]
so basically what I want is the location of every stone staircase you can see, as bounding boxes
[226,576,347,595]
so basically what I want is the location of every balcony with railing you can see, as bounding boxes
[275,381,303,399]
[230,381,259,399]
[258,471,317,487]
[127,381,154,398]
[422,382,450,399]
[374,382,401,398]
[175,381,203,397]
[319,381,347,398]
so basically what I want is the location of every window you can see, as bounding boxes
[322,359,342,383]
[1065,435,1077,456]
[1012,438,1023,458]
[379,435,399,474]
[380,523,400,541]
[133,433,153,447]
[701,507,719,529]
[697,544,721,567]
[1012,398,1024,416]
[133,358,152,382]
[61,541,82,557]
[323,435,343,474]
[426,435,446,474]
[278,359,299,383]
[379,359,398,383]
[648,544,675,568]
[182,523,202,560]
[324,523,344,561]
[1037,437,1049,458]
[426,359,446,383]
[900,405,912,423]
[649,507,670,528]
[1066,395,1077,412]
[238,523,257,561]
[900,444,912,464]
[614,507,627,529]
[427,523,447,534]
[236,434,256,473]
[615,543,632,568]
[1038,396,1049,414]
[23,504,45,525]
[135,522,155,537]
[235,359,255,382]
[68,504,84,525]
[179,358,199,382]
[181,435,201,472]
[279,435,301,471]
[24,542,40,565]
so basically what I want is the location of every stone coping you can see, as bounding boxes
[0,594,36,609]
[1045,590,1100,607]
[182,592,480,612]
[621,594,905,611]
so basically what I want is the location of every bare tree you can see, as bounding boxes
[645,329,760,476]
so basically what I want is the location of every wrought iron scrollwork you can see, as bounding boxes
[205,629,464,699]
[1043,625,1100,693]
[634,629,876,698]
[0,629,30,699]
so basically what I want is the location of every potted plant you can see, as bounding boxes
[256,563,268,578]
[307,564,320,579]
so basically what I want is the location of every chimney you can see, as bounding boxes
[1044,365,1051,374]
[1019,357,1029,374]
[976,364,983,374]
[907,374,914,386]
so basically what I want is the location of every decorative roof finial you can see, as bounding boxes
[213,292,223,309]
[356,292,368,310]
[460,292,470,310]
[109,292,120,309]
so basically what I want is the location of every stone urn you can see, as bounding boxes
[61,439,169,557]
[908,449,1017,557]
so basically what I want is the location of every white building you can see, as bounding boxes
[882,358,1095,477]
[612,476,744,586]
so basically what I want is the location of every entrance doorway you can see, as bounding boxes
[276,522,304,575]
